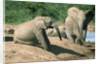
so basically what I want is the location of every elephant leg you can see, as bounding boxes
[72,35,77,42]
[76,36,83,45]
[35,29,51,51]
[13,37,23,44]
[73,30,83,45]
[68,34,75,43]
[14,38,32,45]
[14,37,41,47]
[62,31,67,39]
[82,29,87,42]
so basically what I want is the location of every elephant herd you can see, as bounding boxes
[14,7,94,51]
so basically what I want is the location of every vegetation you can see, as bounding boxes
[5,1,95,25]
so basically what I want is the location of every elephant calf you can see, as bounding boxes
[14,16,62,51]
[65,7,94,45]
[46,26,67,39]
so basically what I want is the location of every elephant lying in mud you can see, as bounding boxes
[65,7,94,45]
[14,16,62,51]
[46,26,67,39]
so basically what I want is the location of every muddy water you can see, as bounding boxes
[86,31,95,42]
[65,31,95,42]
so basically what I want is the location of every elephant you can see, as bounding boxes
[46,26,67,38]
[65,7,94,45]
[14,16,62,51]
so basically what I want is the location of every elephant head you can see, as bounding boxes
[35,16,62,40]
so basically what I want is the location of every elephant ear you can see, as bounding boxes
[85,10,94,20]
[86,10,94,17]
[37,20,47,29]
[44,17,53,28]
[85,10,94,24]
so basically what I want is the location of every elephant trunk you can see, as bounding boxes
[52,24,62,41]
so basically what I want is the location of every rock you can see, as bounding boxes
[8,29,14,34]
[5,24,16,34]
[88,25,95,32]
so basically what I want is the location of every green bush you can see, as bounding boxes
[5,1,95,25]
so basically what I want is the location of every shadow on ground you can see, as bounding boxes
[4,36,85,57]
[50,45,85,56]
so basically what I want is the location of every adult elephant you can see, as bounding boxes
[65,7,94,45]
[46,26,67,39]
[14,16,62,51]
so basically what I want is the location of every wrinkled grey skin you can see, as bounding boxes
[65,7,94,45]
[14,16,62,51]
[46,26,67,38]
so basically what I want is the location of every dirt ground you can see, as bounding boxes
[4,24,95,64]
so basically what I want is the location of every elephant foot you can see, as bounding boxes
[43,47,51,51]
[14,40,18,44]
[77,42,84,45]
[76,40,84,45]
[42,45,51,51]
